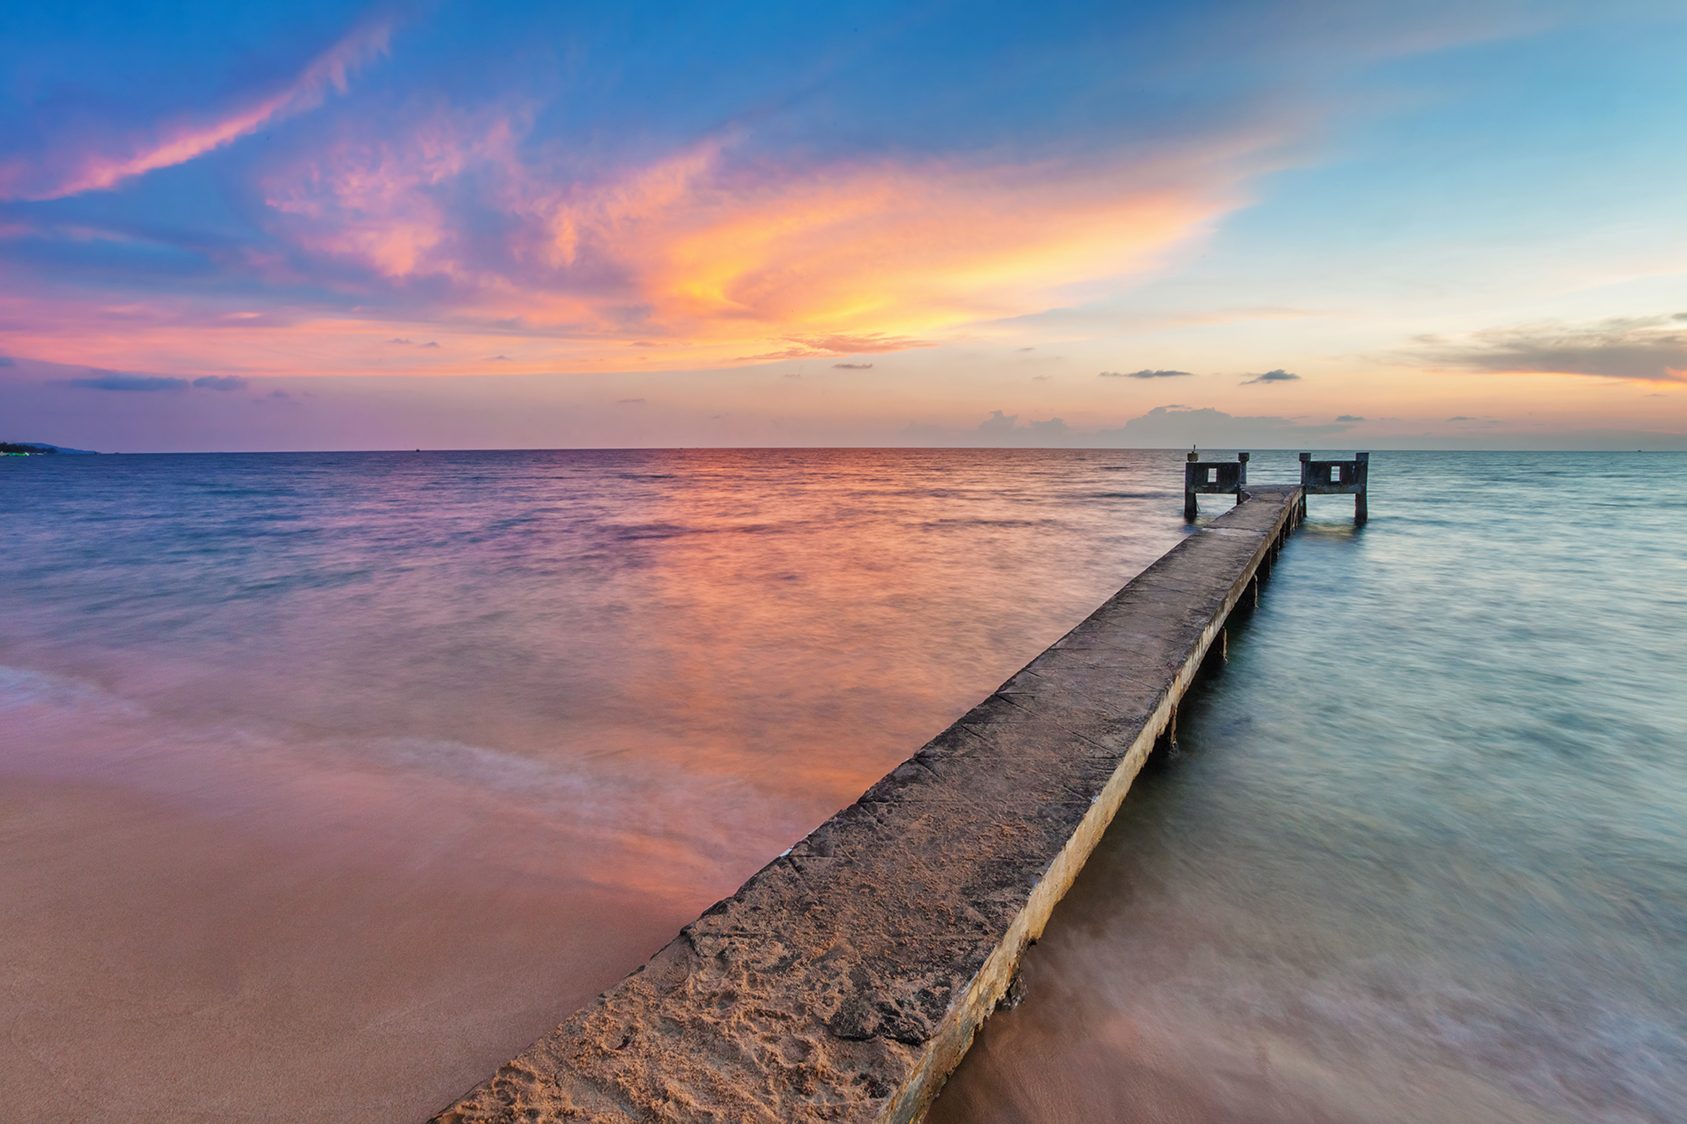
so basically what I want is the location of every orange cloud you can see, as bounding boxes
[0,22,391,201]
[1409,316,1687,383]
[242,119,1270,372]
[5,120,1274,377]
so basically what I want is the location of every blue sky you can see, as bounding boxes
[2,0,1684,450]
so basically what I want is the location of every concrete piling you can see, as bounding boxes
[1298,451,1369,525]
[1183,451,1251,521]
[1183,451,1200,520]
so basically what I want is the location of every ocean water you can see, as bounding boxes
[0,448,1190,1122]
[4,450,1682,1123]
[931,452,1687,1124]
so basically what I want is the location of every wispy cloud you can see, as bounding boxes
[192,375,248,391]
[1,21,392,201]
[246,117,1269,372]
[735,335,922,362]
[833,362,874,369]
[1118,404,1343,444]
[1411,315,1687,382]
[67,371,189,392]
[977,410,1071,439]
[1241,368,1298,384]
[1100,368,1192,379]
[903,402,1351,448]
[1,67,1288,379]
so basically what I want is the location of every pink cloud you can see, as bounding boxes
[247,116,1272,369]
[3,114,1284,378]
[0,21,392,201]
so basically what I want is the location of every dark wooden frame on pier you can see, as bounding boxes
[1186,451,1370,525]
[1298,451,1369,524]
[1183,451,1249,520]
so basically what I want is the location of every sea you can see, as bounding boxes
[1,449,1683,1123]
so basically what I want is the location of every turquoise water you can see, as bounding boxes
[2,450,1682,1122]
[932,452,1687,1124]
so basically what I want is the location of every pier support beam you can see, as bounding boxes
[1354,451,1369,525]
[1184,451,1199,521]
[1184,451,1250,521]
[1298,451,1370,525]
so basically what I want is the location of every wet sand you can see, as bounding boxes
[0,777,678,1122]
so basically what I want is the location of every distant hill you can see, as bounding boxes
[0,442,100,455]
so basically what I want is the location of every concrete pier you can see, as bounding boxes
[433,485,1305,1124]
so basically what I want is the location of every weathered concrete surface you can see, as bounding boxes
[432,486,1303,1124]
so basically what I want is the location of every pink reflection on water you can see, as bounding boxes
[0,448,1185,1120]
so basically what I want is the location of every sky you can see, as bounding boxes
[2,0,1685,451]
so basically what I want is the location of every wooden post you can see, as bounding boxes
[1354,451,1369,525]
[1184,451,1200,521]
[1235,451,1249,505]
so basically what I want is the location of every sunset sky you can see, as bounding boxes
[3,0,1684,451]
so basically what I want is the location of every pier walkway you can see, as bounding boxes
[435,483,1304,1124]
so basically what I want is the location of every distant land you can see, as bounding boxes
[0,442,99,455]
